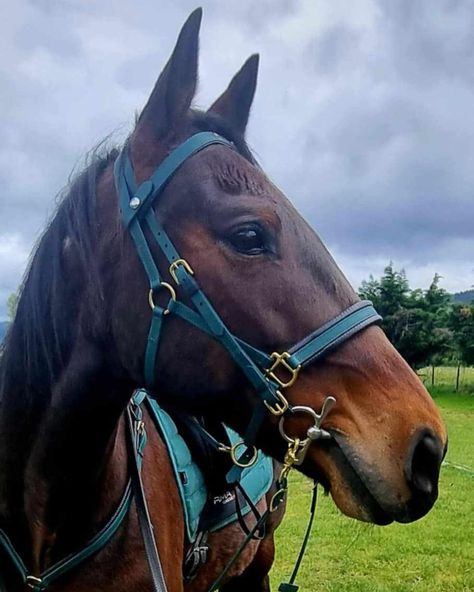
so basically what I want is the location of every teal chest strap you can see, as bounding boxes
[0,392,148,591]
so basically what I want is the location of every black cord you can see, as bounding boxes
[278,485,318,592]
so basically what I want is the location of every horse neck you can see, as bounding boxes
[0,334,133,569]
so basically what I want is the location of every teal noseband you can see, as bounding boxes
[113,131,382,475]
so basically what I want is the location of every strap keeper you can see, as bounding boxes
[179,274,200,297]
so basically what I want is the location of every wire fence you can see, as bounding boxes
[418,366,474,392]
[443,460,474,478]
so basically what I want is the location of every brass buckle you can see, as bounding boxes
[265,352,301,388]
[230,442,258,468]
[263,390,289,416]
[169,259,194,285]
[148,282,176,315]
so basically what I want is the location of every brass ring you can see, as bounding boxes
[148,282,177,315]
[230,442,258,468]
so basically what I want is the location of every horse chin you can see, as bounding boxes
[302,438,406,526]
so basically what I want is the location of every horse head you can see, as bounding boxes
[95,9,447,526]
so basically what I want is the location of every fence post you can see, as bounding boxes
[431,365,435,387]
[455,363,461,392]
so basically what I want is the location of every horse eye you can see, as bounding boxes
[228,226,266,255]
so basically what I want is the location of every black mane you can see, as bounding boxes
[0,148,117,408]
[0,112,253,411]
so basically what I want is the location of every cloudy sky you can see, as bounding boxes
[1,0,473,319]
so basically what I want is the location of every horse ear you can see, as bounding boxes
[135,8,202,138]
[208,54,259,135]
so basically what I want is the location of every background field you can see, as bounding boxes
[270,374,474,591]
[418,366,474,394]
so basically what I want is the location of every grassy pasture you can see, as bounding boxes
[270,384,474,591]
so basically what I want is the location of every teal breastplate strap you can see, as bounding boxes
[0,394,147,591]
[114,132,382,479]
[0,489,132,591]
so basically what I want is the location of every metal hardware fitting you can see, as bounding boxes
[26,575,44,589]
[263,390,289,416]
[278,396,336,465]
[129,196,141,209]
[265,352,301,388]
[269,439,302,512]
[169,259,194,284]
[269,486,287,512]
[230,442,258,468]
[148,283,177,315]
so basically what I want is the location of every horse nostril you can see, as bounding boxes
[405,430,443,506]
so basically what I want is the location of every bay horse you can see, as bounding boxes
[0,8,447,592]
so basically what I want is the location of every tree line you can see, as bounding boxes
[359,264,474,375]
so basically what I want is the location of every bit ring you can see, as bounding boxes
[278,405,320,445]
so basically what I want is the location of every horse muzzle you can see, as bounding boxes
[322,429,445,525]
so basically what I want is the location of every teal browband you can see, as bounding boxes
[113,131,382,477]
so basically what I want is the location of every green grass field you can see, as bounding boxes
[270,385,474,591]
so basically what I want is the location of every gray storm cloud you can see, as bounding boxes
[1,0,473,318]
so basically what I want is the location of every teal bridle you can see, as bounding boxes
[113,131,382,479]
[0,132,381,592]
